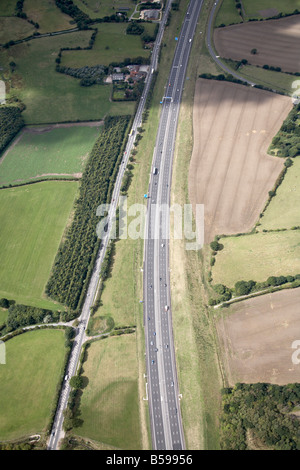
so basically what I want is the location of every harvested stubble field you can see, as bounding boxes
[216,287,300,385]
[214,16,300,74]
[189,79,292,243]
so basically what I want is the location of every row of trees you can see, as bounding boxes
[0,106,24,154]
[46,116,130,311]
[55,0,129,28]
[56,64,108,86]
[209,273,300,305]
[55,0,91,29]
[221,382,300,450]
[4,303,60,333]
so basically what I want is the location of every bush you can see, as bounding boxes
[210,240,222,251]
[234,280,256,296]
[69,375,84,389]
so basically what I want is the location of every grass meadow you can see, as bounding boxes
[215,0,300,26]
[242,0,300,18]
[0,181,78,309]
[237,64,296,95]
[259,156,300,231]
[23,0,73,33]
[0,0,16,16]
[212,230,300,287]
[215,0,243,27]
[76,334,142,449]
[1,31,135,123]
[0,125,101,186]
[61,22,151,68]
[72,0,136,19]
[0,329,66,441]
[0,17,35,44]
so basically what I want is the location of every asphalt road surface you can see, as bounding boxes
[47,0,173,451]
[143,0,204,450]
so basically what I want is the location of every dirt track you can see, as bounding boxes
[214,16,300,73]
[216,288,300,385]
[189,79,292,243]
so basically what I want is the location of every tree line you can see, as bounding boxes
[45,115,130,311]
[0,106,24,155]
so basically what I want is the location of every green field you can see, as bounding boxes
[215,0,300,26]
[0,0,16,16]
[215,0,243,27]
[242,0,300,18]
[23,0,73,33]
[0,17,36,44]
[237,64,296,95]
[0,329,66,441]
[0,181,78,309]
[73,0,135,19]
[61,23,151,68]
[212,230,300,287]
[259,157,300,230]
[0,31,135,123]
[76,334,142,449]
[0,125,101,186]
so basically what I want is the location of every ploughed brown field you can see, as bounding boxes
[189,79,292,243]
[216,288,300,385]
[214,16,300,73]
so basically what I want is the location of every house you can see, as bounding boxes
[112,73,124,82]
[143,9,160,20]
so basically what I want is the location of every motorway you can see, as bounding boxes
[143,0,204,450]
[47,0,173,451]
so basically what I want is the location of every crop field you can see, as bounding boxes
[216,287,300,385]
[188,79,292,244]
[61,22,151,68]
[212,230,300,287]
[73,0,136,19]
[76,334,143,449]
[0,124,102,186]
[0,329,66,441]
[0,181,78,309]
[214,16,300,73]
[0,31,135,123]
[259,156,300,231]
